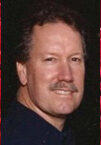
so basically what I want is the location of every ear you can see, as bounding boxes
[16,62,27,85]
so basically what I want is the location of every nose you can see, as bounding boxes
[57,62,73,82]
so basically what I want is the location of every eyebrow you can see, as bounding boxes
[69,53,85,59]
[44,52,84,56]
[70,52,84,55]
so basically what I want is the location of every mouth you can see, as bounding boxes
[53,89,73,95]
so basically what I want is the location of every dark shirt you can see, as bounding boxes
[2,101,75,145]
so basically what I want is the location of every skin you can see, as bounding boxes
[17,22,85,131]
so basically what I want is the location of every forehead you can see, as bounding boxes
[33,22,82,40]
[30,22,83,55]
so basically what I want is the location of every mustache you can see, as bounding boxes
[49,81,78,92]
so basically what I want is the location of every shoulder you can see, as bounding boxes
[1,101,41,145]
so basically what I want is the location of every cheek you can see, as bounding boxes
[35,66,58,83]
[72,67,85,89]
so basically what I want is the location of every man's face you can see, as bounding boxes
[19,22,85,117]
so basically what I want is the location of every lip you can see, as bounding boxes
[53,89,73,96]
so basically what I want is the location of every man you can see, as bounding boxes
[2,1,88,145]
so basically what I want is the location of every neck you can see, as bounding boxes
[17,86,67,131]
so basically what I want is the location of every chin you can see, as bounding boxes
[54,104,76,117]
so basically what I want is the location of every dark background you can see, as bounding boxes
[2,0,100,145]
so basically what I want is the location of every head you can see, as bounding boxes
[16,1,87,118]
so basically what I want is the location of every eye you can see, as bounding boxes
[44,57,56,62]
[71,57,82,63]
[72,57,81,62]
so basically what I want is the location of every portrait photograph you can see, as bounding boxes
[2,0,100,145]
